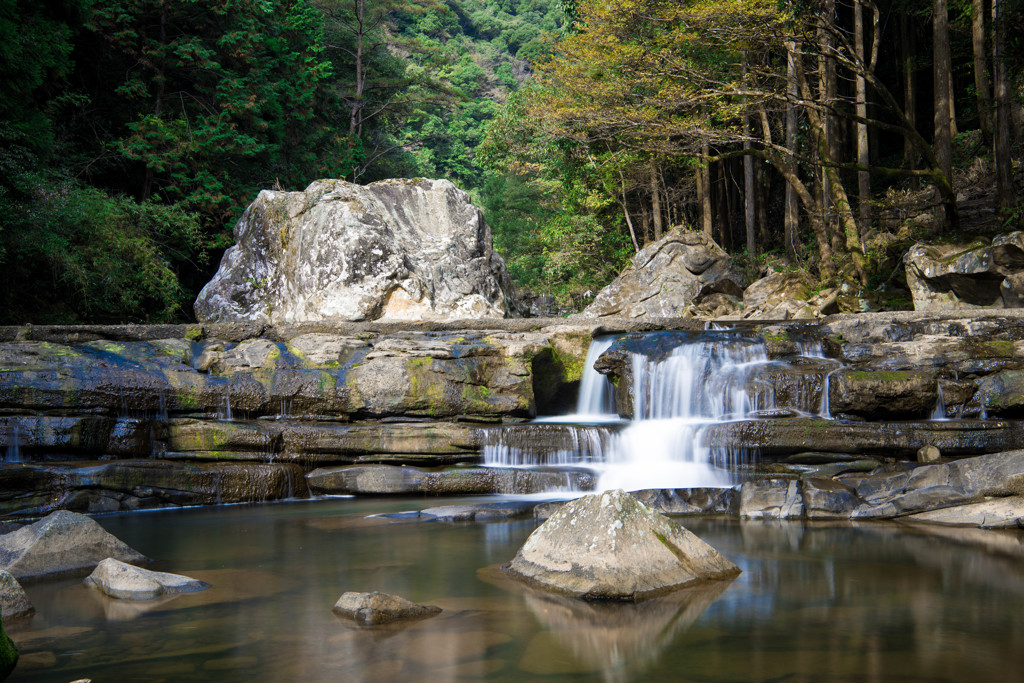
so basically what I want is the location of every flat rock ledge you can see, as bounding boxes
[84,558,209,601]
[0,511,147,582]
[505,489,740,600]
[332,591,442,625]
[737,449,1024,526]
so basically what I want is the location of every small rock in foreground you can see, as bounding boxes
[0,570,33,620]
[0,511,147,581]
[332,591,442,625]
[83,558,209,601]
[505,489,740,600]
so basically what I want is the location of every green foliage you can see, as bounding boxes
[0,173,202,323]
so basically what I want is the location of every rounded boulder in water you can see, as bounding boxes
[504,489,740,600]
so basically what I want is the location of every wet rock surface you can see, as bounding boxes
[738,449,1024,526]
[0,511,146,581]
[306,464,595,496]
[505,489,740,600]
[83,558,208,600]
[195,178,522,324]
[332,591,442,625]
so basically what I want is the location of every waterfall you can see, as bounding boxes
[575,336,616,416]
[597,336,771,491]
[4,423,22,464]
[931,381,948,421]
[485,330,836,493]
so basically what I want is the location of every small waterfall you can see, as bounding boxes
[4,423,22,464]
[483,424,613,467]
[931,381,948,421]
[819,369,835,419]
[219,391,233,421]
[575,336,616,416]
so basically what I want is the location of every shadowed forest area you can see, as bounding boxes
[1,0,1022,322]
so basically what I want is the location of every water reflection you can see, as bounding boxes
[5,501,1024,682]
[517,580,734,682]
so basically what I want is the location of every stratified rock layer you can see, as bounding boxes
[505,489,740,599]
[195,178,521,323]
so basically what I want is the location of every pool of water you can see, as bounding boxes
[7,497,1024,682]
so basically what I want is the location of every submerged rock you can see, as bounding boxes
[195,178,521,324]
[83,558,208,600]
[0,570,32,620]
[0,511,146,581]
[581,228,741,319]
[505,489,740,600]
[332,591,441,625]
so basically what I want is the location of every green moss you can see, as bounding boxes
[184,326,204,342]
[762,331,790,344]
[982,340,1015,357]
[0,616,19,680]
[844,370,914,382]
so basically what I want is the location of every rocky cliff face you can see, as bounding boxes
[195,178,522,324]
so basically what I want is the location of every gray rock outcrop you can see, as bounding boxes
[83,558,208,600]
[0,511,146,581]
[505,489,740,599]
[0,570,33,620]
[581,229,741,319]
[332,591,442,625]
[195,178,521,324]
[905,233,1024,310]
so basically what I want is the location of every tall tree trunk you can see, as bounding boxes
[742,59,756,253]
[700,143,713,238]
[933,0,955,231]
[901,9,920,190]
[855,0,871,231]
[785,39,800,262]
[650,163,663,241]
[992,0,1014,210]
[973,0,993,144]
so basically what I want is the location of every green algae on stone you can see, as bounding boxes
[0,616,17,681]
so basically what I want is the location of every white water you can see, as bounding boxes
[485,332,836,492]
[597,337,771,490]
[574,336,616,417]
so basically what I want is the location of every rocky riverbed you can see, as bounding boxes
[3,310,1024,527]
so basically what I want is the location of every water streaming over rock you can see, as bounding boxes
[3,422,22,464]
[485,330,837,493]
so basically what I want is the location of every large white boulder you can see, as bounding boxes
[0,511,146,581]
[581,229,742,319]
[505,489,740,599]
[195,178,522,323]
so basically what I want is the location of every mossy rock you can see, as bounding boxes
[0,617,17,681]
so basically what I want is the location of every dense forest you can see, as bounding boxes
[0,0,1022,322]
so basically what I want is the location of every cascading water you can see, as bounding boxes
[484,330,837,493]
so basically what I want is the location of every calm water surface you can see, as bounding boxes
[7,497,1024,682]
